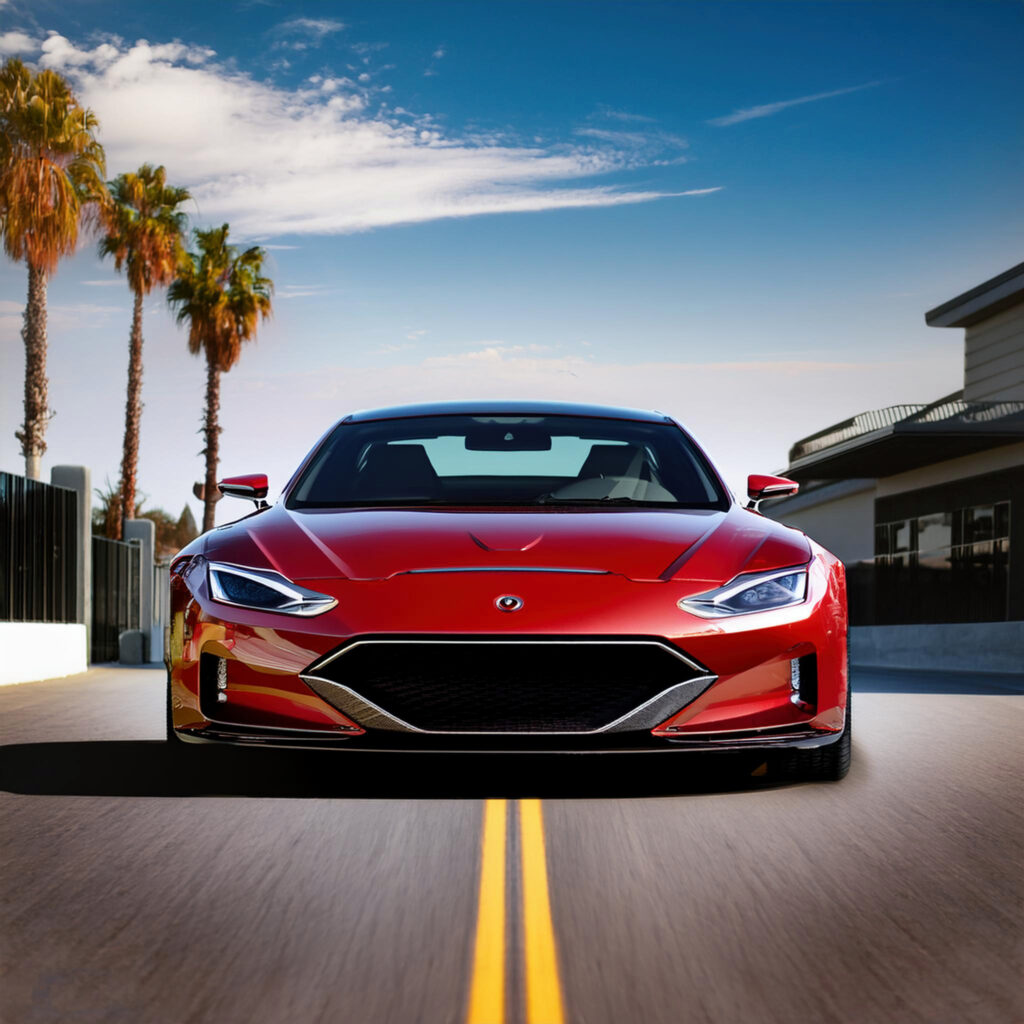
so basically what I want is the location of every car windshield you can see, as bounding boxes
[287,415,728,510]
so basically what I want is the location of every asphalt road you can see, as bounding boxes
[1,666,1021,1024]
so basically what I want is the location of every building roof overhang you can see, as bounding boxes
[925,261,1024,328]
[784,394,1024,481]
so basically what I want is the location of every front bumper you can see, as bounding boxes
[168,549,848,751]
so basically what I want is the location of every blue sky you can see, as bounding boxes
[1,1,1022,523]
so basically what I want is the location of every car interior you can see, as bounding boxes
[289,416,726,508]
[345,440,693,504]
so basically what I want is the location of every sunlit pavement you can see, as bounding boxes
[1,666,1021,1023]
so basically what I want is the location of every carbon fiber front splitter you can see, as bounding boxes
[173,723,844,754]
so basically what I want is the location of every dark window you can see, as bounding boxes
[964,505,994,543]
[917,512,952,553]
[872,501,1010,624]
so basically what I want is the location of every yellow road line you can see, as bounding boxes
[519,799,566,1024]
[467,799,508,1024]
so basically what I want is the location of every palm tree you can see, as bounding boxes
[168,224,273,532]
[99,165,191,538]
[0,58,107,479]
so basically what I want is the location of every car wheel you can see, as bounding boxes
[776,681,852,783]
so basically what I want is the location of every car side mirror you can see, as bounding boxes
[746,474,798,511]
[219,474,270,508]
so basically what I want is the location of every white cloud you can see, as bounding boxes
[427,344,556,365]
[317,76,350,93]
[576,127,687,151]
[272,17,345,51]
[0,300,126,340]
[595,107,655,124]
[48,303,126,326]
[575,126,690,169]
[81,279,124,287]
[284,17,345,35]
[40,34,210,71]
[708,81,882,126]
[37,34,710,237]
[276,284,331,300]
[432,47,446,60]
[352,41,387,58]
[0,31,41,55]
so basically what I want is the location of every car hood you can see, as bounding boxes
[201,504,811,585]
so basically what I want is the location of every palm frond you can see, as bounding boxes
[0,58,108,273]
[98,163,191,296]
[168,224,274,372]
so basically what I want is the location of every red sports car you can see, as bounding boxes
[166,401,850,780]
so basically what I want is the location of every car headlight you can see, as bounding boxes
[679,566,808,617]
[208,562,337,617]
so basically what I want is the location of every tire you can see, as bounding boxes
[775,679,852,783]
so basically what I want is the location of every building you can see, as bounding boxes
[767,262,1024,673]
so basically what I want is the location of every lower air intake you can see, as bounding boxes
[302,636,711,734]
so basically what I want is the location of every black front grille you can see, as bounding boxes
[305,637,704,733]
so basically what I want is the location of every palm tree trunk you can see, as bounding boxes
[117,290,146,540]
[202,356,221,533]
[18,263,49,480]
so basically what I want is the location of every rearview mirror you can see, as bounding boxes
[219,474,269,505]
[746,474,798,510]
[465,425,552,451]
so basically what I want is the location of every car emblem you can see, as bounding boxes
[495,595,524,612]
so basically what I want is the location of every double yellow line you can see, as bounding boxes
[467,799,565,1024]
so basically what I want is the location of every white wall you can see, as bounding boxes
[768,480,876,562]
[0,623,88,685]
[964,304,1024,401]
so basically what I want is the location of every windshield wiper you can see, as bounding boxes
[534,496,680,506]
[296,497,690,509]
[300,499,562,508]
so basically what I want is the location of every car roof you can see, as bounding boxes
[343,400,674,424]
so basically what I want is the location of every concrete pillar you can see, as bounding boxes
[50,465,91,657]
[124,518,155,663]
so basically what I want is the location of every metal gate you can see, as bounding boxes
[91,536,141,662]
[0,471,78,623]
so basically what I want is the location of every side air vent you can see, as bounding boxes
[198,653,228,717]
[790,653,818,712]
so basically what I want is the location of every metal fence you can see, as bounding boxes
[0,471,78,623]
[91,536,141,662]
